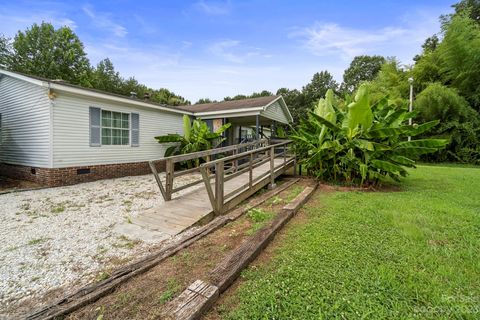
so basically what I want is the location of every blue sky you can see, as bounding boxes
[0,0,454,101]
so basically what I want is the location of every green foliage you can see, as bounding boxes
[415,83,480,163]
[223,165,480,319]
[341,55,386,93]
[276,88,306,124]
[366,59,410,107]
[1,22,191,106]
[7,22,92,86]
[436,14,480,110]
[302,71,339,107]
[154,115,231,166]
[290,85,447,185]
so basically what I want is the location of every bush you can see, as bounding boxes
[290,85,447,185]
[415,83,480,164]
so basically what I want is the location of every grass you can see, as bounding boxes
[221,165,480,319]
[244,208,275,236]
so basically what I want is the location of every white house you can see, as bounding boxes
[0,69,293,186]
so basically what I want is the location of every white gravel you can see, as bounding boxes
[0,173,202,315]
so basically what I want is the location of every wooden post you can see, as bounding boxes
[148,160,167,200]
[233,149,238,172]
[206,154,211,174]
[283,144,286,165]
[165,159,174,201]
[268,146,276,189]
[255,115,260,140]
[249,153,253,189]
[215,161,224,214]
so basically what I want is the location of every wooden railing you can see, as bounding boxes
[149,139,269,201]
[199,140,295,214]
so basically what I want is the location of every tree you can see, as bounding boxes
[195,98,215,104]
[91,58,123,94]
[302,71,338,107]
[0,34,12,68]
[436,14,480,110]
[366,59,410,107]
[415,83,480,163]
[448,0,480,25]
[413,35,440,62]
[8,22,91,86]
[341,55,385,93]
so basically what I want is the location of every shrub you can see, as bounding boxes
[290,85,447,185]
[415,83,480,164]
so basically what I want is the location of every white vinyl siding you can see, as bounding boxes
[0,75,51,167]
[260,101,290,124]
[52,93,184,168]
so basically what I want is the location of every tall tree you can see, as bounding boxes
[0,34,11,68]
[341,55,385,93]
[91,58,122,94]
[195,98,215,104]
[302,71,338,106]
[9,22,91,86]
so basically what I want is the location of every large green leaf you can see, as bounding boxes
[397,139,448,149]
[154,134,184,143]
[408,120,440,137]
[183,115,192,142]
[367,127,410,139]
[309,112,341,132]
[345,84,373,137]
[371,159,407,175]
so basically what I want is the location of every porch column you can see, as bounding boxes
[255,114,260,140]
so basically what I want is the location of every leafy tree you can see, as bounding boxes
[443,0,480,25]
[290,85,447,185]
[0,34,12,68]
[413,35,440,61]
[91,58,123,94]
[341,55,385,93]
[302,71,338,107]
[415,83,480,163]
[8,22,92,86]
[195,98,215,104]
[366,59,410,107]
[154,115,231,166]
[436,14,480,110]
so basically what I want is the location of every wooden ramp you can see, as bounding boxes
[131,158,292,236]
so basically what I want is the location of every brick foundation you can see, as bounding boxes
[0,161,165,187]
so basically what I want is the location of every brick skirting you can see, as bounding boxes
[0,161,165,187]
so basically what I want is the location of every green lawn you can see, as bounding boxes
[222,165,480,319]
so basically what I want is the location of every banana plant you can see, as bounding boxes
[291,84,447,185]
[155,115,231,167]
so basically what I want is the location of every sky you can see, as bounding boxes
[0,0,454,102]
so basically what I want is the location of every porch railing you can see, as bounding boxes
[149,139,269,201]
[199,140,295,214]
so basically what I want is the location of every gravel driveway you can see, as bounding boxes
[0,173,201,316]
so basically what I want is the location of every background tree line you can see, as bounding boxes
[0,23,190,105]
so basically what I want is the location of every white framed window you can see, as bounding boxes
[101,110,130,145]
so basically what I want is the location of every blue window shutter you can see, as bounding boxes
[131,113,139,147]
[89,107,101,147]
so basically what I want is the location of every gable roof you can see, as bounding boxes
[176,95,280,112]
[0,69,292,122]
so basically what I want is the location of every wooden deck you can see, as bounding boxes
[129,157,293,236]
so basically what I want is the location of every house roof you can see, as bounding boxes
[0,69,292,122]
[175,95,281,112]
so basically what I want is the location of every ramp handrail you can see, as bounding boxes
[199,140,295,214]
[149,139,269,201]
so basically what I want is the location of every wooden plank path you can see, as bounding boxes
[131,158,292,236]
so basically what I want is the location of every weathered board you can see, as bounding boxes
[162,280,219,320]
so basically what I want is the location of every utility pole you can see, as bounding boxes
[408,77,414,142]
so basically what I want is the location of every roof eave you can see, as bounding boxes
[47,83,193,116]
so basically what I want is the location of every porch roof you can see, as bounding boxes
[177,95,293,124]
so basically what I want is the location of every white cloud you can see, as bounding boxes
[208,40,269,63]
[194,0,231,15]
[291,23,407,60]
[0,11,77,37]
[82,4,127,37]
